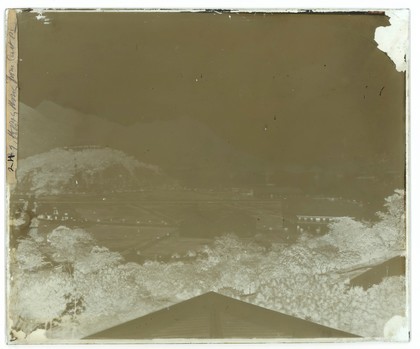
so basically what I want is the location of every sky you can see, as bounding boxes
[17,11,405,172]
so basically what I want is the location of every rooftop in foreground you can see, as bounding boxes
[84,292,359,340]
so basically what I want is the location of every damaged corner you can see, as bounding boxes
[374,9,409,73]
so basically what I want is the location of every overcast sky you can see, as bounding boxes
[17,11,405,170]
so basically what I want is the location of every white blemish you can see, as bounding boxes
[383,315,409,341]
[33,9,51,24]
[26,329,47,342]
[374,10,409,72]
[35,12,45,21]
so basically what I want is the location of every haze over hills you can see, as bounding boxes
[18,101,268,187]
[17,101,404,199]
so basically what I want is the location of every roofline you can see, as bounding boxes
[84,291,360,340]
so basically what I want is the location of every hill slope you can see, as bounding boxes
[16,146,168,196]
[19,101,267,186]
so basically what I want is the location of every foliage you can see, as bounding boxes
[10,270,73,333]
[16,147,161,195]
[73,246,123,274]
[9,190,407,340]
[47,226,94,265]
[253,275,406,337]
[312,189,406,268]
[15,238,48,271]
[375,189,406,250]
[318,217,385,265]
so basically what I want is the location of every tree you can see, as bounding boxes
[74,246,123,274]
[10,270,73,334]
[319,217,387,265]
[10,225,127,338]
[9,190,407,340]
[15,238,48,271]
[375,189,406,250]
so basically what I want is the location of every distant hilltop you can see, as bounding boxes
[16,146,173,196]
[17,101,267,187]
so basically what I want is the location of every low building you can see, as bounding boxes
[37,206,76,222]
[285,197,364,235]
[296,215,341,234]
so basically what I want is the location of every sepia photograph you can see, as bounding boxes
[5,8,409,343]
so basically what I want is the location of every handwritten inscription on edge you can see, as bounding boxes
[6,10,18,184]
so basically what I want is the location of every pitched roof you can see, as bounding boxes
[84,292,359,340]
[350,255,406,290]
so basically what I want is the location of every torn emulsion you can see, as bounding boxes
[34,9,51,24]
[374,10,409,73]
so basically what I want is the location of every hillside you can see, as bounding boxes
[18,101,267,186]
[16,147,170,196]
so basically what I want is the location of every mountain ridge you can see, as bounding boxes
[18,101,268,186]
